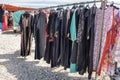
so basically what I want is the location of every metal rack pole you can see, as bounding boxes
[107,1,120,6]
[39,0,101,9]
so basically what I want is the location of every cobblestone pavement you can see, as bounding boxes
[0,31,92,80]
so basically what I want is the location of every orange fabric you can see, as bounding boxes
[0,4,36,11]
[5,16,8,28]
[98,9,115,75]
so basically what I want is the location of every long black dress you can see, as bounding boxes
[34,12,47,60]
[19,12,33,57]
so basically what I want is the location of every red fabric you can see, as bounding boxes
[44,13,49,39]
[44,24,49,38]
[98,9,115,75]
[2,15,7,31]
[49,39,54,42]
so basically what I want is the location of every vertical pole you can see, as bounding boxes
[95,0,106,80]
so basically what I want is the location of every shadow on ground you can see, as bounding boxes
[2,30,20,35]
[0,50,89,80]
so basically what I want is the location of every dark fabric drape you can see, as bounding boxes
[87,6,97,79]
[34,12,47,60]
[44,12,57,65]
[34,7,97,79]
[75,7,97,79]
[19,12,33,57]
[0,6,4,23]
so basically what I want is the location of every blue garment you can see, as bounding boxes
[70,63,77,73]
[70,9,77,42]
[0,22,2,29]
[13,11,25,27]
[70,9,77,73]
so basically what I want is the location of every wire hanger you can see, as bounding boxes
[72,3,78,9]
[110,1,114,6]
[86,3,90,9]
[110,1,119,9]
[66,4,70,10]
[56,5,63,11]
[79,4,84,8]
[93,0,97,7]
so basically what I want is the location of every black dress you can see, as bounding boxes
[34,12,47,60]
[19,12,33,57]
[0,6,4,23]
[44,11,57,65]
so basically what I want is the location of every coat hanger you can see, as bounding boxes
[72,4,78,9]
[56,5,64,11]
[85,3,90,9]
[93,0,97,7]
[110,1,114,7]
[78,4,84,8]
[24,11,29,14]
[110,1,119,9]
[66,4,70,10]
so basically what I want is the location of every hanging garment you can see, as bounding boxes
[93,8,103,71]
[8,15,13,27]
[44,11,57,65]
[70,9,77,73]
[19,12,33,57]
[108,10,120,76]
[52,11,63,67]
[45,10,67,68]
[13,11,25,29]
[61,10,72,69]
[83,8,90,75]
[113,10,120,63]
[34,11,47,60]
[79,8,91,75]
[98,8,116,75]
[58,10,73,70]
[2,15,7,31]
[33,14,39,37]
[98,7,113,75]
[106,9,120,76]
[70,8,81,66]
[0,22,2,30]
[74,7,91,76]
[76,8,85,73]
[0,6,4,23]
[93,7,113,74]
[87,6,97,79]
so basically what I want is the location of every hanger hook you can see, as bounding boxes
[111,1,114,5]
[94,0,96,4]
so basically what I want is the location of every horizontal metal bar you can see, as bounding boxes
[107,1,120,5]
[39,0,101,9]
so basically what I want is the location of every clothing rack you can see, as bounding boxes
[39,0,101,9]
[38,0,106,80]
[38,0,105,80]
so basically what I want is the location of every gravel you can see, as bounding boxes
[0,30,93,80]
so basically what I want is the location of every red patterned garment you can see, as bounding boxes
[113,10,120,62]
[93,7,113,72]
[98,8,115,75]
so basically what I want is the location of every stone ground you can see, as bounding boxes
[0,30,98,80]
